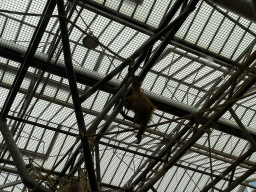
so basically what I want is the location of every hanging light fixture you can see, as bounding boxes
[82,32,99,49]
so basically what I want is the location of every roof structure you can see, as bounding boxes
[0,0,256,191]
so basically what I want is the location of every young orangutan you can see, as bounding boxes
[122,67,156,144]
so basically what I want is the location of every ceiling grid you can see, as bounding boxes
[0,0,256,191]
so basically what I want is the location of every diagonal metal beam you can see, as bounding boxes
[223,163,256,192]
[138,5,195,82]
[201,147,254,192]
[79,3,196,103]
[157,0,185,31]
[229,108,256,151]
[143,71,256,192]
[134,50,256,192]
[78,0,237,68]
[0,0,56,191]
[0,54,255,142]
[0,119,51,192]
[125,1,200,190]
[56,0,98,190]
[0,0,56,119]
[0,180,22,190]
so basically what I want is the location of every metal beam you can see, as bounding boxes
[5,113,256,168]
[138,2,195,82]
[95,142,101,184]
[134,49,256,192]
[56,0,98,190]
[1,149,256,190]
[79,60,130,102]
[6,112,256,171]
[0,0,56,119]
[223,163,256,192]
[77,0,237,68]
[208,0,256,22]
[0,119,51,192]
[0,180,22,190]
[0,51,255,142]
[79,3,196,103]
[201,147,254,192]
[86,84,126,135]
[157,0,185,31]
[2,114,256,190]
[229,108,256,152]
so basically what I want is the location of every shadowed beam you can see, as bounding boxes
[79,4,196,103]
[125,0,200,190]
[0,0,56,119]
[201,147,254,192]
[229,108,256,151]
[134,48,256,192]
[223,162,256,192]
[57,0,98,190]
[0,119,51,192]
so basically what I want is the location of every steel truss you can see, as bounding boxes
[0,0,256,191]
[128,49,256,191]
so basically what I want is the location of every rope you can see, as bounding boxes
[207,130,214,192]
[121,58,134,100]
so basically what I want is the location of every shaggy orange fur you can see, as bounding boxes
[123,68,156,143]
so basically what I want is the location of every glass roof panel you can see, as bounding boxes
[1,0,256,191]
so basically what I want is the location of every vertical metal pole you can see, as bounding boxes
[56,0,98,191]
[95,141,101,184]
